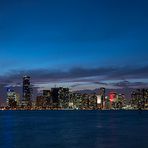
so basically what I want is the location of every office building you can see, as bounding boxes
[22,76,32,107]
[7,88,18,108]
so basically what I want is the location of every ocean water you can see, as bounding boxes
[0,111,148,148]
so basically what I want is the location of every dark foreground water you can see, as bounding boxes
[0,111,148,148]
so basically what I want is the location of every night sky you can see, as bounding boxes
[0,0,148,100]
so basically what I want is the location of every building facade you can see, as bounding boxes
[22,76,32,107]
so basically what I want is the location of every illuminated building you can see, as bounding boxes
[108,92,126,109]
[50,87,60,108]
[97,94,110,110]
[109,92,117,102]
[131,89,148,109]
[15,93,20,106]
[89,94,97,110]
[43,90,51,97]
[81,94,89,109]
[96,95,102,109]
[109,92,117,109]
[22,76,32,107]
[117,94,126,109]
[36,96,45,108]
[141,89,148,108]
[104,96,111,109]
[71,93,82,109]
[58,87,70,109]
[7,88,18,108]
[43,90,52,107]
[50,87,69,108]
[98,87,106,109]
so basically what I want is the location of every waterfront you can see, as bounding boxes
[0,111,148,148]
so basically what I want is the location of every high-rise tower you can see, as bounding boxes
[22,76,32,107]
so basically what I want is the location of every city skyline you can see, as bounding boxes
[0,0,148,99]
[3,75,148,110]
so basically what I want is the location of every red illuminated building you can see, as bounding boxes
[109,92,117,102]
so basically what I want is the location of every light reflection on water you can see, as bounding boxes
[0,111,148,148]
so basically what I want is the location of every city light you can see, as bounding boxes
[0,76,147,111]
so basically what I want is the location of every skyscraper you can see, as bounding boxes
[7,88,17,108]
[22,76,32,107]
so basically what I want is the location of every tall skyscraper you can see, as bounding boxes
[22,76,32,107]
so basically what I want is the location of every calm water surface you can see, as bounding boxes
[0,111,148,148]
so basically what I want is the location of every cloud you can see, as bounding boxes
[70,82,108,88]
[0,66,148,86]
[112,80,148,88]
[107,66,148,80]
[0,66,148,103]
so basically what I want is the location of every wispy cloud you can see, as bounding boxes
[112,81,148,88]
[0,65,147,90]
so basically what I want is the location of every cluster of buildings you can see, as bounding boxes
[131,89,148,109]
[6,76,32,109]
[2,76,148,110]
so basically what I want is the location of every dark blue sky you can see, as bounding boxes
[0,0,148,92]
